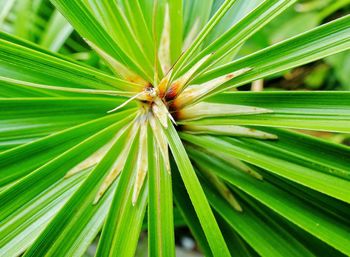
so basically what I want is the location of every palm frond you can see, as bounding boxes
[1,1,350,257]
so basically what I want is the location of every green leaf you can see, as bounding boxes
[20,115,135,257]
[168,0,183,64]
[188,147,350,255]
[172,0,237,77]
[182,0,213,46]
[197,15,350,96]
[208,91,350,116]
[201,178,315,257]
[249,128,350,180]
[217,216,258,257]
[164,122,231,257]
[0,38,140,92]
[181,133,350,203]
[171,162,213,257]
[0,80,59,98]
[0,31,76,63]
[0,108,135,185]
[148,129,175,257]
[180,91,350,132]
[38,10,73,52]
[183,115,350,133]
[96,128,148,257]
[85,1,154,78]
[0,169,88,257]
[0,97,131,152]
[50,0,152,81]
[204,0,261,45]
[118,0,154,66]
[0,97,128,118]
[183,0,297,73]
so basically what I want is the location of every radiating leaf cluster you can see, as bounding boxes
[0,1,350,257]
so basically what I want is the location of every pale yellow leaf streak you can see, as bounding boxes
[149,113,170,173]
[132,116,149,205]
[93,120,140,204]
[158,3,172,75]
[152,97,176,128]
[182,18,200,52]
[207,149,263,180]
[84,39,149,87]
[177,102,272,121]
[65,124,131,179]
[166,53,213,99]
[198,165,242,212]
[173,68,252,108]
[183,125,278,139]
[65,140,114,178]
